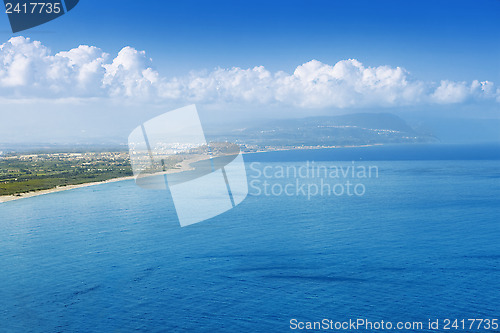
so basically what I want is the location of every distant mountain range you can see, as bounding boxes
[1,113,444,153]
[208,113,437,148]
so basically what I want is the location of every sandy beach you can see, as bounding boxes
[0,144,382,204]
[0,153,209,204]
[0,176,137,203]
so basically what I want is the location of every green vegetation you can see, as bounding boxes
[0,152,133,196]
[0,143,241,197]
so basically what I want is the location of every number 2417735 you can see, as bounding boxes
[5,2,62,14]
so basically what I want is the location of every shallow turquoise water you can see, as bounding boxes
[1,145,499,332]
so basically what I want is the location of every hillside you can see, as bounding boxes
[210,113,437,149]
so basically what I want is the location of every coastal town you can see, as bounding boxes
[0,151,133,197]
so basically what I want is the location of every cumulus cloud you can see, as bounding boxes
[274,59,426,108]
[431,80,470,104]
[0,36,498,108]
[0,37,157,98]
[103,46,159,98]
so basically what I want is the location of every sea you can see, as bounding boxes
[0,143,499,332]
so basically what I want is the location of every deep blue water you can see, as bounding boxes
[1,144,499,332]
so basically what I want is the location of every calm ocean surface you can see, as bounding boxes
[1,144,499,332]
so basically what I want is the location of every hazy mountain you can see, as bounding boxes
[206,113,437,147]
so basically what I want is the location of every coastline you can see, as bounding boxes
[0,144,383,204]
[242,143,383,155]
[0,176,136,203]
[0,153,208,204]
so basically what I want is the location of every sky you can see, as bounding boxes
[0,0,499,144]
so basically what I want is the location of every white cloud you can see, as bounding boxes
[0,37,157,98]
[0,36,498,108]
[431,80,469,104]
[55,45,108,95]
[103,46,159,98]
[273,59,426,108]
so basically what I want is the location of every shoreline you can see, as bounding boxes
[0,176,137,203]
[242,143,383,155]
[0,153,208,204]
[0,144,382,204]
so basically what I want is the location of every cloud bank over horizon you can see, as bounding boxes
[0,36,498,109]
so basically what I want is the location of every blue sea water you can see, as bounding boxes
[0,144,499,332]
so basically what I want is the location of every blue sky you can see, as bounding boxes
[0,0,499,143]
[1,0,498,80]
